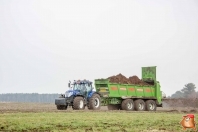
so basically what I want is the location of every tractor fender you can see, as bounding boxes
[88,91,101,98]
[75,95,85,98]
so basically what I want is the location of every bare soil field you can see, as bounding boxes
[1,102,198,132]
[0,102,197,113]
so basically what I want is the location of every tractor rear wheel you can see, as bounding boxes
[134,99,145,111]
[107,104,121,110]
[57,105,67,110]
[145,100,156,111]
[89,94,101,110]
[121,99,134,111]
[73,97,85,110]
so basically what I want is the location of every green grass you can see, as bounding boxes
[0,111,197,132]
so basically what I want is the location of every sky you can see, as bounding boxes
[0,0,198,96]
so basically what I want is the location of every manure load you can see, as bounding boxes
[95,66,165,111]
[108,74,151,85]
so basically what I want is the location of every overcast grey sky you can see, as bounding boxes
[0,0,198,96]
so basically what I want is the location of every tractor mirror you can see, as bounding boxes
[68,83,70,88]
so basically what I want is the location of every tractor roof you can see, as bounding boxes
[73,80,92,84]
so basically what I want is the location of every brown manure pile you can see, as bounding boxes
[107,74,150,85]
[107,74,129,84]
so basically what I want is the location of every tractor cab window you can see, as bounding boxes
[85,83,92,92]
[81,84,86,91]
[73,84,81,90]
[73,83,87,91]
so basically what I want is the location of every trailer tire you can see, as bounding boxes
[73,97,85,110]
[57,105,67,110]
[107,104,121,110]
[121,99,134,111]
[134,99,145,111]
[145,100,156,111]
[89,94,101,110]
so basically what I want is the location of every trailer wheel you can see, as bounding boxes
[73,97,85,110]
[145,100,156,111]
[134,99,145,111]
[107,104,121,110]
[89,94,101,110]
[57,105,67,110]
[121,99,134,111]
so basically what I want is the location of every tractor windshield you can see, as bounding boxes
[73,83,92,92]
[73,84,81,90]
[71,80,93,93]
[85,83,92,92]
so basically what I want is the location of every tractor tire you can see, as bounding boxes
[134,99,145,111]
[121,99,134,111]
[57,105,67,110]
[87,105,91,110]
[73,97,85,110]
[89,94,101,110]
[145,100,156,111]
[107,104,121,110]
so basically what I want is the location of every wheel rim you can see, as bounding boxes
[138,102,144,110]
[127,102,133,109]
[149,103,154,110]
[94,98,99,108]
[79,100,84,108]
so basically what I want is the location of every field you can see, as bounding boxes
[0,102,198,132]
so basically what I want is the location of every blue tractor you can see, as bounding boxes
[55,80,101,110]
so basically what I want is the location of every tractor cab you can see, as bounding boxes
[66,80,93,98]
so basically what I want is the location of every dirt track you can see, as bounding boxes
[0,102,197,113]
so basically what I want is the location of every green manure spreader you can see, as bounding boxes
[95,66,166,111]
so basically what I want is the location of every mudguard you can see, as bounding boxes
[88,91,102,98]
[88,91,95,98]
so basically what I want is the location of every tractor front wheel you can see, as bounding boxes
[73,97,85,110]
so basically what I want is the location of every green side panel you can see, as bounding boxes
[135,86,144,96]
[126,85,136,96]
[118,84,127,96]
[142,66,156,82]
[94,79,160,101]
[109,84,120,97]
[143,87,155,97]
[156,81,162,104]
[95,79,109,93]
[95,79,109,85]
[151,88,155,97]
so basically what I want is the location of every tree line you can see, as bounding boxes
[0,93,60,103]
[170,83,198,98]
[0,83,196,103]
